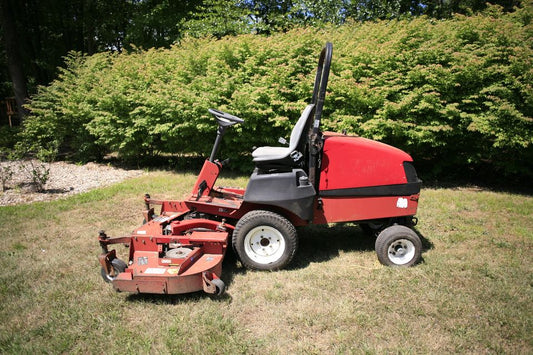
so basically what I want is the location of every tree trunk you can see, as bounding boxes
[0,0,29,120]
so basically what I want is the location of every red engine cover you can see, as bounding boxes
[319,133,413,191]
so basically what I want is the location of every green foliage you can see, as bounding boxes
[0,0,523,103]
[23,6,533,179]
[0,126,20,149]
[181,0,251,39]
[328,7,533,179]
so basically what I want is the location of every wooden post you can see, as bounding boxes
[5,97,16,127]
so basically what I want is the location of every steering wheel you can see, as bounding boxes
[208,108,244,127]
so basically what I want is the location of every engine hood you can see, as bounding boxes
[319,133,415,191]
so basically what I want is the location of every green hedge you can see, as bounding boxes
[22,6,533,179]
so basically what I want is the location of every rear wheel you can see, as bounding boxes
[100,258,127,282]
[375,225,422,267]
[232,210,297,271]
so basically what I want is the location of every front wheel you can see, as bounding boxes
[375,225,422,267]
[232,210,297,271]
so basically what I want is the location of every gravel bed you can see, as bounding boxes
[0,160,144,206]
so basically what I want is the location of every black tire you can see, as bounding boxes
[211,278,226,296]
[100,258,127,283]
[375,225,422,267]
[232,210,297,271]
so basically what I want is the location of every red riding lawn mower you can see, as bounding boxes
[98,42,423,296]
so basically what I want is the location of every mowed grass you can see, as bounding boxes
[0,171,531,353]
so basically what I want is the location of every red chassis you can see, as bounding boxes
[98,132,420,296]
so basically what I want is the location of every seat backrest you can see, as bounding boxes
[288,104,315,152]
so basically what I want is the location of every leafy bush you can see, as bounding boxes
[0,126,21,149]
[22,5,533,180]
[328,8,533,180]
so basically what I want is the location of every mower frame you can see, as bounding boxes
[98,42,423,296]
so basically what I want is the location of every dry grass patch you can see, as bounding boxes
[0,173,531,353]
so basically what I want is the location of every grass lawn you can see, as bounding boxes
[0,171,531,353]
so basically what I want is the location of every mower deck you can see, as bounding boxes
[98,206,232,295]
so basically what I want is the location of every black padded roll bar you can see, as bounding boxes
[308,42,333,188]
[311,42,332,135]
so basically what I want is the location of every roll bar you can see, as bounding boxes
[311,42,332,135]
[308,42,333,188]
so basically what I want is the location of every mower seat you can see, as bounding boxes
[252,104,315,170]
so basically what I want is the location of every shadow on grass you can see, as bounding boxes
[289,224,375,270]
[413,227,433,265]
[124,223,434,303]
[223,222,436,275]
[215,224,382,289]
[289,223,432,269]
[126,290,216,304]
[417,228,433,252]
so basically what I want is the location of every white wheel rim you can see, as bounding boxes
[387,239,416,265]
[244,226,286,265]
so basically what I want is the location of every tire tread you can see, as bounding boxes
[375,225,422,267]
[232,210,297,271]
